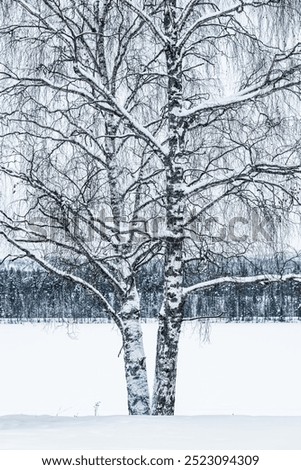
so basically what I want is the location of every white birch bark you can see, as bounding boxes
[119,284,150,415]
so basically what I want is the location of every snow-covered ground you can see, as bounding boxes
[0,322,300,449]
[1,415,301,449]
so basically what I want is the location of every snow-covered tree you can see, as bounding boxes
[0,0,160,415]
[0,0,301,415]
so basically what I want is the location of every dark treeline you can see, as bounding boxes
[0,255,301,322]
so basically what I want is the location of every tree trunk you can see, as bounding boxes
[120,284,151,415]
[151,0,185,416]
[152,309,183,415]
[152,238,184,415]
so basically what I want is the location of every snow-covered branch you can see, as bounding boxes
[178,0,283,46]
[0,229,121,322]
[176,69,301,119]
[178,2,244,47]
[184,163,301,197]
[119,0,169,46]
[184,273,301,297]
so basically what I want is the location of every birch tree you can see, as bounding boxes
[0,0,301,415]
[0,0,162,415]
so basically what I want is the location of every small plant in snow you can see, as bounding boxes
[94,401,101,417]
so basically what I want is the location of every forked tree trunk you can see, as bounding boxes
[120,284,151,415]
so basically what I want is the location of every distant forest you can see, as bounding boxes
[0,256,301,322]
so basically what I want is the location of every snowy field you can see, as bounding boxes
[0,322,300,449]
